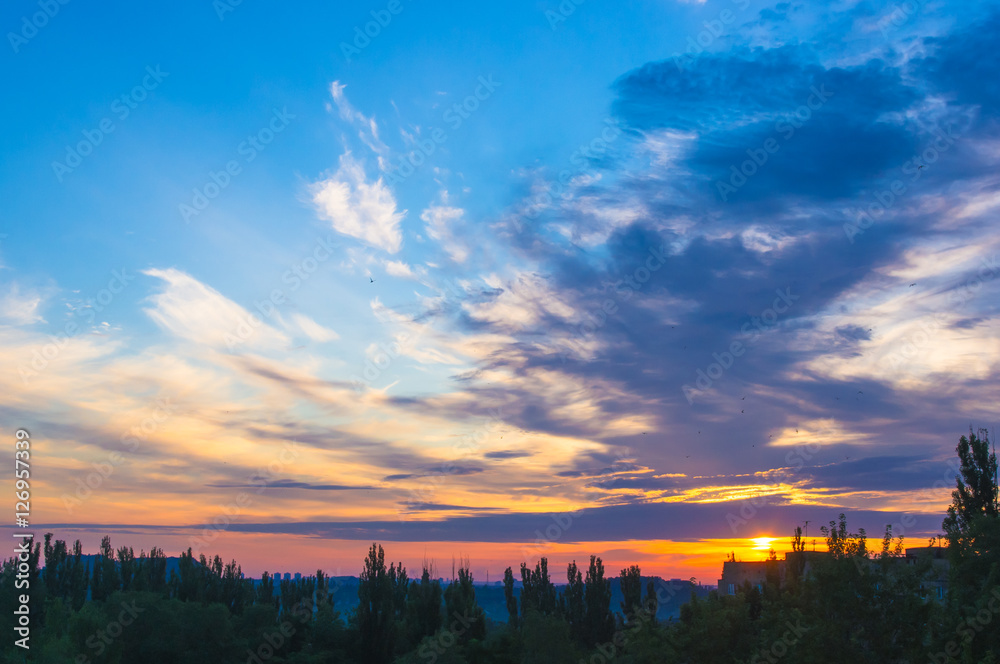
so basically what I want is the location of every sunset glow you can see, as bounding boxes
[2,0,994,586]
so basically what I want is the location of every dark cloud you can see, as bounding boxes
[797,455,960,493]
[41,501,944,544]
[917,10,1000,116]
[207,479,378,491]
[375,8,1000,520]
[483,450,535,460]
[835,324,872,341]
[381,466,485,482]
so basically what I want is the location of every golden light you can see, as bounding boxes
[751,537,776,550]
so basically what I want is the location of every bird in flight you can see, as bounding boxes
[370,277,375,283]
[918,164,925,170]
[909,283,916,287]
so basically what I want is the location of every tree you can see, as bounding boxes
[520,558,557,619]
[357,543,405,664]
[643,578,658,624]
[620,564,642,627]
[561,560,585,642]
[940,427,1000,658]
[503,566,518,629]
[944,428,999,530]
[90,535,119,601]
[406,566,442,644]
[583,555,614,647]
[943,428,999,571]
[443,565,486,643]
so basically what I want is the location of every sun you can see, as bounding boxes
[751,537,776,551]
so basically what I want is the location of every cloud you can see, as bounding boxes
[141,268,288,349]
[0,284,44,325]
[208,478,376,491]
[421,203,470,263]
[288,313,339,343]
[312,153,406,254]
[329,81,391,169]
[385,260,420,279]
[483,450,535,460]
[66,501,943,543]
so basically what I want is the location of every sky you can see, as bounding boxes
[1,0,999,583]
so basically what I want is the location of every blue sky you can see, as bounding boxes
[2,0,999,576]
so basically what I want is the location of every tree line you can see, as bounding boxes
[1,427,997,663]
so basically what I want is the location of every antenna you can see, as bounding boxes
[803,520,810,539]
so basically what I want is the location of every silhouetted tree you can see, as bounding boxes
[503,566,518,629]
[941,427,1000,659]
[520,558,557,618]
[561,560,585,642]
[357,543,401,664]
[406,565,442,644]
[583,555,614,646]
[620,564,642,626]
[90,535,119,601]
[444,565,486,643]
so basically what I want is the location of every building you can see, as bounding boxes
[718,547,949,599]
